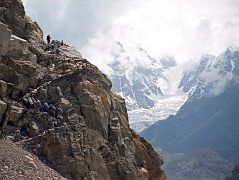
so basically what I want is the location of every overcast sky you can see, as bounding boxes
[23,0,239,72]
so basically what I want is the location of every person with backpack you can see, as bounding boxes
[47,35,51,45]
[48,105,56,117]
[40,102,49,112]
[55,107,63,119]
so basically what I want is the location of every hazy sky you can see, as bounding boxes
[23,0,239,71]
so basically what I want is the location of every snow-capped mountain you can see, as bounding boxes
[105,41,188,132]
[179,47,239,99]
[142,47,239,163]
[109,42,167,110]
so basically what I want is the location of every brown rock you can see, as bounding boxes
[56,98,72,110]
[0,80,7,98]
[1,1,166,179]
[0,63,24,91]
[0,100,7,125]
[0,22,12,57]
[2,105,24,128]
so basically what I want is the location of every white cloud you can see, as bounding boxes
[23,0,139,45]
[23,0,239,73]
[200,69,231,96]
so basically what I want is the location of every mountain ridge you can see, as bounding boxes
[142,48,239,164]
[0,0,165,179]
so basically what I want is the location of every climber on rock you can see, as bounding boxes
[14,130,22,142]
[40,102,49,112]
[20,127,29,137]
[35,100,42,112]
[55,48,62,55]
[48,105,56,117]
[22,96,30,108]
[47,34,51,45]
[22,96,33,108]
[55,107,63,119]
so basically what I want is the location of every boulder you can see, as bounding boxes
[0,63,24,90]
[0,22,11,56]
[0,58,40,91]
[11,60,39,89]
[48,85,63,102]
[56,98,71,110]
[139,167,149,180]
[0,100,7,125]
[28,121,39,137]
[2,105,24,128]
[0,0,43,44]
[6,35,28,58]
[0,80,7,98]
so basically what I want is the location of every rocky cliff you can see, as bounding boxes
[226,163,239,180]
[0,0,165,179]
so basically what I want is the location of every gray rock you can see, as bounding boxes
[2,105,24,128]
[56,98,71,110]
[6,35,28,59]
[0,100,7,125]
[0,80,7,98]
[0,22,12,56]
[28,121,39,137]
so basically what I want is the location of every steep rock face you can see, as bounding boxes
[18,58,165,180]
[0,0,43,44]
[226,163,239,180]
[0,1,165,179]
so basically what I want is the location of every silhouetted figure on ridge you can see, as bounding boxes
[47,34,51,45]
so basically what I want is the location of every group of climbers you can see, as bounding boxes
[40,34,66,68]
[5,35,67,142]
[44,35,89,72]
[10,97,64,141]
[47,34,63,46]
[45,34,64,54]
[22,96,63,119]
[39,102,63,119]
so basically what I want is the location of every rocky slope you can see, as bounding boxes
[226,163,239,180]
[0,140,66,180]
[162,149,232,180]
[0,0,165,179]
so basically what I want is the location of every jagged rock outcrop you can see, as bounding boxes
[0,0,165,179]
[0,0,43,46]
[226,163,239,180]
